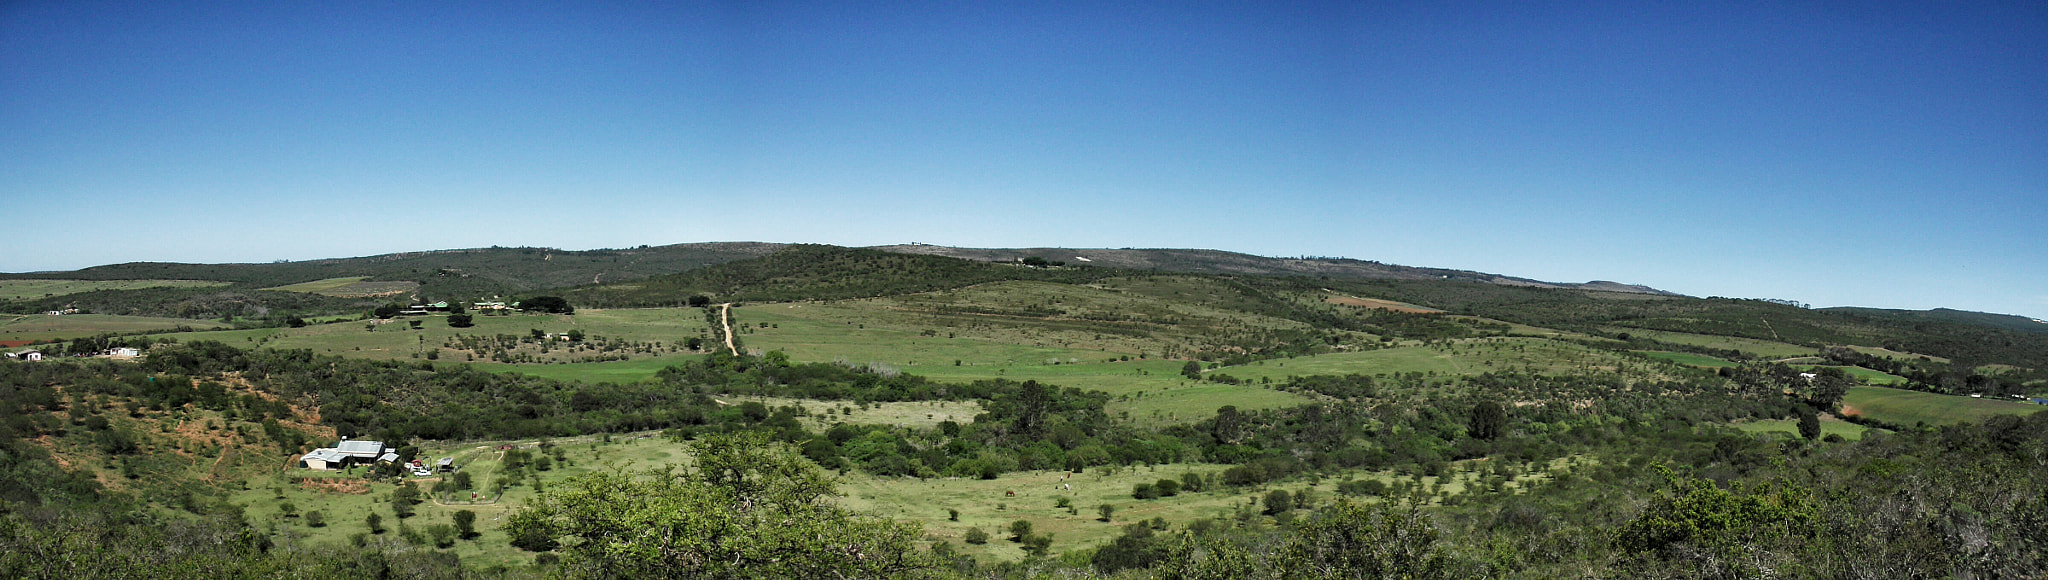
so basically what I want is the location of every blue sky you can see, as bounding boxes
[4,1,2044,319]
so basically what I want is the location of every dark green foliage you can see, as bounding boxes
[1469,400,1507,440]
[502,432,931,578]
[1131,483,1157,500]
[1263,489,1292,515]
[1153,479,1180,497]
[964,527,988,544]
[446,314,473,328]
[1798,407,1821,441]
[518,296,573,314]
[1009,519,1032,542]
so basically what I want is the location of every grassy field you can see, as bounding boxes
[262,277,420,297]
[1219,337,1662,382]
[150,308,711,367]
[1608,328,1817,359]
[1731,416,1877,441]
[1793,365,1907,385]
[0,279,227,300]
[1846,345,1949,364]
[0,313,229,342]
[1637,351,1739,368]
[1841,385,2044,428]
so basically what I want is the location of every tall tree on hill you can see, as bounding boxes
[1469,401,1507,440]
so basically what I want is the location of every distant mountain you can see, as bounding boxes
[2,242,789,300]
[867,244,1682,295]
[1823,307,2048,336]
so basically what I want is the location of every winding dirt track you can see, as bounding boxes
[721,303,738,354]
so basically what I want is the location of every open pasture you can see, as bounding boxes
[1793,365,1907,385]
[1322,294,1441,313]
[0,278,228,300]
[1846,345,1949,363]
[1607,327,1816,359]
[1841,385,2043,428]
[0,313,228,341]
[1637,350,1739,368]
[1219,337,1660,383]
[263,277,419,297]
[1731,416,1876,441]
[154,308,709,367]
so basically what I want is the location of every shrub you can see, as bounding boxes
[1155,479,1181,497]
[964,527,989,545]
[1132,483,1158,500]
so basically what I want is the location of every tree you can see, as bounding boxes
[520,296,574,314]
[1155,479,1181,497]
[285,316,307,328]
[374,304,401,319]
[305,510,325,527]
[1009,520,1033,542]
[1132,483,1158,500]
[1022,533,1053,557]
[964,527,988,544]
[1275,500,1450,579]
[1798,406,1822,441]
[503,432,930,579]
[566,329,585,342]
[688,295,712,308]
[447,314,474,328]
[454,510,477,539]
[1264,489,1293,515]
[1613,470,1818,577]
[1182,361,1204,380]
[366,512,384,534]
[1098,504,1116,522]
[1469,401,1507,440]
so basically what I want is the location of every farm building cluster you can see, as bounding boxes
[296,439,457,476]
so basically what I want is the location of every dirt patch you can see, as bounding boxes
[296,477,371,494]
[1323,295,1442,314]
[1836,404,1861,418]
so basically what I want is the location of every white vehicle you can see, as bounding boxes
[412,469,433,477]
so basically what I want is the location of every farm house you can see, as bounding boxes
[297,439,392,470]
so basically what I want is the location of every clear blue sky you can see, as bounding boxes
[4,1,2044,319]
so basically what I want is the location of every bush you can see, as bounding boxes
[1009,520,1033,542]
[1132,483,1158,500]
[1155,479,1181,497]
[1264,489,1293,515]
[964,527,988,545]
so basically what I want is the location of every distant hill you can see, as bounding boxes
[1822,307,2048,336]
[565,244,1120,307]
[1,242,788,301]
[868,244,1681,295]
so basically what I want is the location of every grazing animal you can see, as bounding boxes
[1004,490,1016,497]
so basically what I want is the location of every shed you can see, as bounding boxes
[436,457,455,472]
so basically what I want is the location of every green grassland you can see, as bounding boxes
[262,277,421,297]
[1221,337,1665,382]
[1793,365,1907,385]
[1732,416,1877,441]
[0,313,229,341]
[0,279,229,300]
[1606,327,1818,359]
[1636,351,1740,368]
[151,308,710,366]
[1842,385,2044,427]
[1846,345,1949,364]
